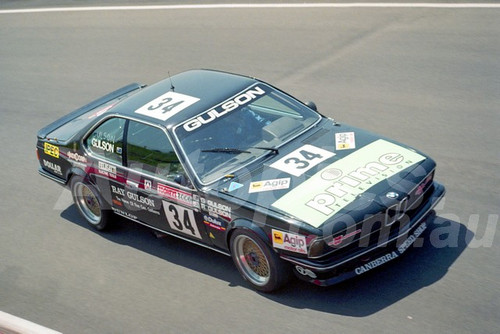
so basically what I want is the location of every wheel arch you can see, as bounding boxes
[225,218,272,251]
[66,167,88,187]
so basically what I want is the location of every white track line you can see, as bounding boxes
[0,310,62,334]
[1,3,500,14]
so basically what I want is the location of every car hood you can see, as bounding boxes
[214,118,435,230]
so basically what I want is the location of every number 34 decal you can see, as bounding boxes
[270,145,335,177]
[163,201,202,239]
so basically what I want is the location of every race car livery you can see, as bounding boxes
[36,69,445,292]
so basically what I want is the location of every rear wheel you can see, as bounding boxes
[70,176,111,231]
[230,229,290,292]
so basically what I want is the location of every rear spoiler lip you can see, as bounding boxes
[37,82,145,140]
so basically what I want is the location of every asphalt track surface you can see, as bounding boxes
[1,1,499,333]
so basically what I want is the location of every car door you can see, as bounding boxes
[124,120,211,244]
[84,117,130,216]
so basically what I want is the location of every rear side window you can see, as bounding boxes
[86,117,126,163]
[126,120,184,181]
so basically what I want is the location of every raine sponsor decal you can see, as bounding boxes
[135,91,200,121]
[272,229,307,254]
[272,139,426,228]
[182,85,266,132]
[44,142,59,158]
[249,178,290,193]
[354,222,427,275]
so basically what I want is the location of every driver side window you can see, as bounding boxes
[126,121,186,184]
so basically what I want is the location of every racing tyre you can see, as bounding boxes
[70,176,111,231]
[230,229,290,292]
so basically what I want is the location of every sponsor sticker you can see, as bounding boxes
[200,198,232,220]
[270,144,335,177]
[42,159,62,175]
[354,222,427,275]
[67,151,87,163]
[249,178,290,193]
[44,142,59,158]
[135,91,199,121]
[91,138,115,153]
[335,132,356,150]
[328,229,362,247]
[272,139,426,227]
[272,229,307,254]
[203,215,227,231]
[182,85,266,132]
[88,104,115,119]
[228,182,244,192]
[157,183,193,206]
[98,161,117,178]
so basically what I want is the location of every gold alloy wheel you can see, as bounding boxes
[233,234,271,286]
[74,182,102,225]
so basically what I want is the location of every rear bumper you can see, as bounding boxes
[283,182,445,286]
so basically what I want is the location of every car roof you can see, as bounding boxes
[112,69,258,128]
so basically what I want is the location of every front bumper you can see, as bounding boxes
[282,182,445,286]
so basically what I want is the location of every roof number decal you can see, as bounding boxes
[135,91,200,121]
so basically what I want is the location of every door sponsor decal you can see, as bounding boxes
[157,183,193,207]
[272,140,425,227]
[135,91,199,121]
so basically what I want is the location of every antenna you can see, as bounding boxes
[168,71,175,91]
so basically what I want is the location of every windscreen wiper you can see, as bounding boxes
[201,146,278,154]
[251,146,279,154]
[201,148,250,154]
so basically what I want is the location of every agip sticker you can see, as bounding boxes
[272,229,307,254]
[249,178,290,193]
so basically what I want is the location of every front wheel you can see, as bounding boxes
[70,176,111,231]
[230,229,290,292]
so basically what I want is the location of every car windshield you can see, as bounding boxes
[174,83,321,184]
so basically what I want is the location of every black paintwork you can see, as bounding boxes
[36,69,445,286]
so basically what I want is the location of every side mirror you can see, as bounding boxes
[174,174,188,186]
[305,101,317,111]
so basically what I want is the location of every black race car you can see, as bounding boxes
[36,69,445,292]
